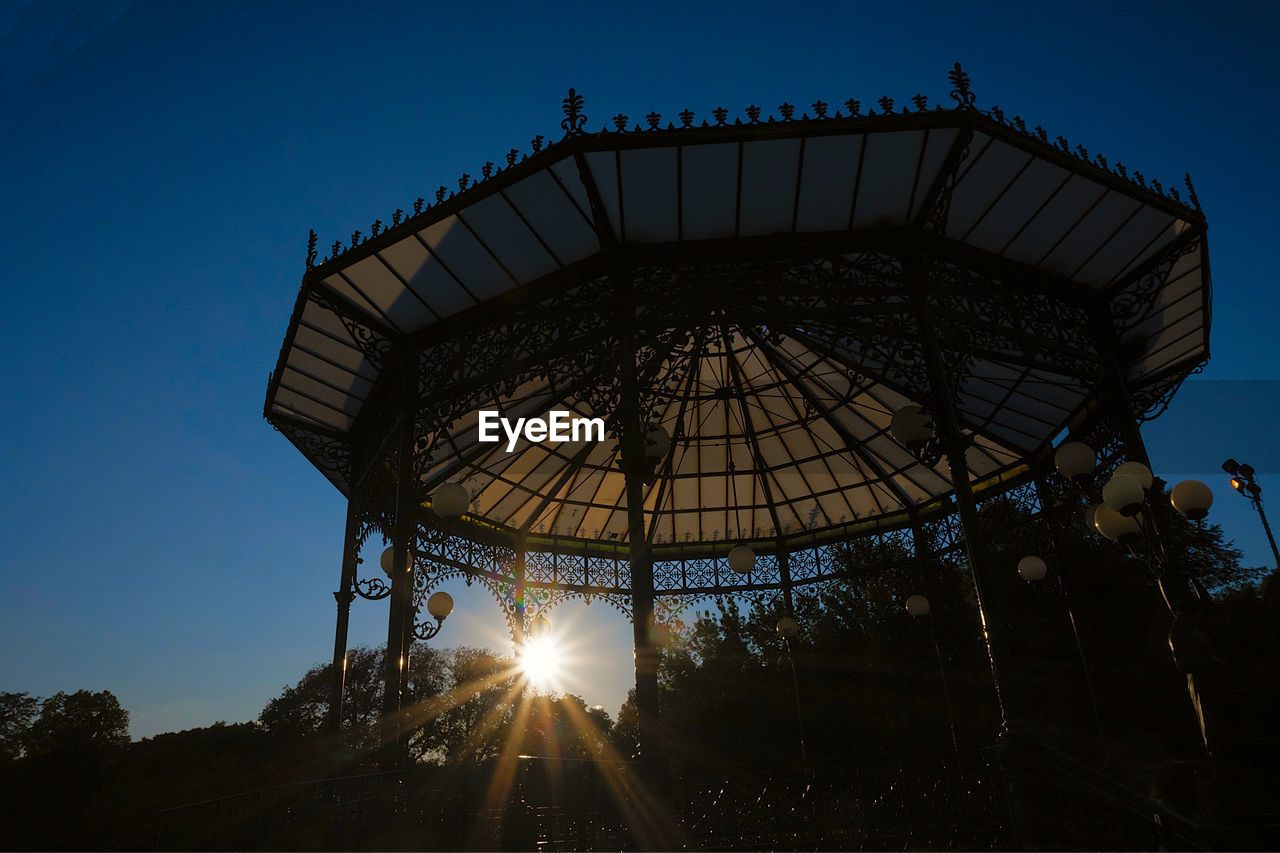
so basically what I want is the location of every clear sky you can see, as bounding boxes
[2,0,1277,740]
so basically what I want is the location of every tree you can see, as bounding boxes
[23,689,129,757]
[0,691,37,764]
[414,646,518,764]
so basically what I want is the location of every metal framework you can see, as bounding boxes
[264,65,1211,763]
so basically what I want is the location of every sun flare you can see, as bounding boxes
[518,636,564,692]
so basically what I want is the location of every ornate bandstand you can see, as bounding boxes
[263,65,1211,766]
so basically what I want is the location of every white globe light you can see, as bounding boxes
[1017,555,1048,582]
[890,406,933,446]
[380,546,409,577]
[529,614,551,640]
[432,482,470,518]
[1054,442,1096,480]
[643,423,671,461]
[905,594,930,618]
[1083,504,1101,536]
[1102,475,1146,516]
[1093,504,1142,544]
[727,544,755,575]
[776,616,800,639]
[1171,480,1213,520]
[1113,461,1154,490]
[426,591,454,620]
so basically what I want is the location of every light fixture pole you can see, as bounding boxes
[1222,459,1280,569]
[775,616,807,762]
[905,595,959,753]
[1052,439,1222,756]
[1015,554,1109,762]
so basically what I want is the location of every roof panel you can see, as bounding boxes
[418,216,515,303]
[795,134,862,232]
[1074,206,1174,287]
[907,127,960,221]
[1040,192,1142,278]
[965,156,1079,253]
[345,255,436,331]
[739,138,802,236]
[998,172,1100,264]
[503,169,600,264]
[584,151,622,236]
[460,194,560,282]
[381,235,478,318]
[947,135,1033,236]
[851,130,926,226]
[621,147,679,242]
[681,142,738,239]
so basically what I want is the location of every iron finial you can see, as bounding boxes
[306,229,317,269]
[948,62,975,108]
[1184,173,1201,210]
[561,88,587,138]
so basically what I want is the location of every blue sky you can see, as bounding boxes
[2,0,1277,739]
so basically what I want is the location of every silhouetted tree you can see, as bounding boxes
[0,691,37,765]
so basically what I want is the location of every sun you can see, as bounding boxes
[518,635,564,692]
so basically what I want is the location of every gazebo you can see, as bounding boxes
[263,64,1212,780]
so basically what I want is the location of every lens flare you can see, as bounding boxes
[518,635,563,692]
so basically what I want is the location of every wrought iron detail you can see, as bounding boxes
[305,288,396,368]
[1109,233,1202,328]
[1134,361,1207,424]
[948,62,975,108]
[354,574,391,601]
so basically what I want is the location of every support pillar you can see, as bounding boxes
[620,415,660,768]
[382,384,417,767]
[905,257,1010,731]
[327,502,361,731]
[777,543,795,616]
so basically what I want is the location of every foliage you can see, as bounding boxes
[23,690,129,757]
[0,691,38,764]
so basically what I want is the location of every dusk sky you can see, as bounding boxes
[3,0,1277,740]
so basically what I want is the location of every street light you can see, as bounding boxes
[1016,553,1108,760]
[1222,458,1280,568]
[774,615,806,762]
[905,594,958,752]
[728,543,755,575]
[432,482,470,519]
[890,406,941,466]
[371,546,454,639]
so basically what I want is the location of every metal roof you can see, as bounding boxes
[265,71,1209,553]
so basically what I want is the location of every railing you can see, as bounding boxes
[153,744,1206,850]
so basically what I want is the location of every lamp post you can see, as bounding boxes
[905,594,959,753]
[1015,554,1109,762]
[1222,459,1280,569]
[774,616,806,762]
[1051,440,1224,757]
[370,481,463,768]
